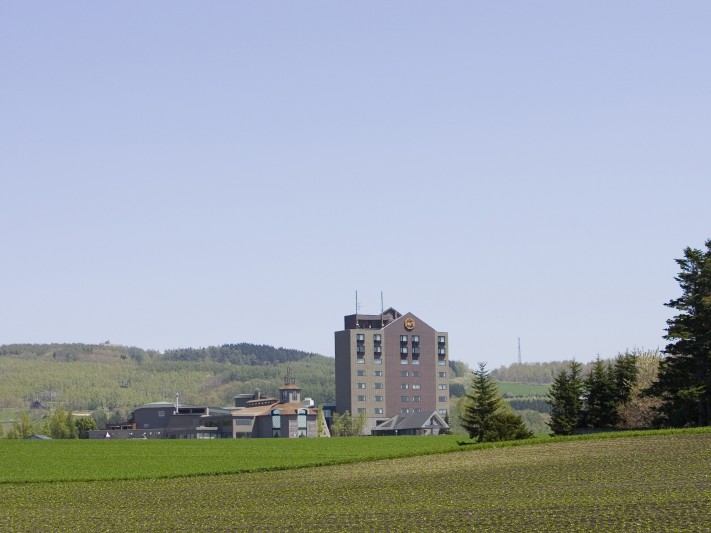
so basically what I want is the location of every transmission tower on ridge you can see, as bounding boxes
[518,337,522,365]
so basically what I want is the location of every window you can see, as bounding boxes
[357,408,366,414]
[400,346,408,354]
[412,347,420,355]
[411,335,419,343]
[297,408,308,437]
[412,383,421,390]
[401,383,409,389]
[438,359,446,366]
[374,408,383,415]
[357,345,365,354]
[271,409,281,438]
[438,408,448,415]
[374,382,383,389]
[357,395,366,401]
[374,334,381,342]
[357,383,366,389]
[357,357,365,364]
[401,396,409,402]
[400,358,408,365]
[357,334,365,341]
[413,396,421,402]
[374,370,383,376]
[438,336,445,344]
[374,357,382,364]
[412,358,420,365]
[374,346,382,354]
[438,371,447,378]
[400,335,408,343]
[438,384,447,390]
[400,370,409,377]
[412,371,421,377]
[374,396,383,402]
[413,408,421,413]
[438,396,448,403]
[357,370,365,376]
[401,408,409,414]
[438,348,446,356]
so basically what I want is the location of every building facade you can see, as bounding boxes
[335,308,449,433]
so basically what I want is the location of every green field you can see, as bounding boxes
[0,435,465,483]
[1,429,710,531]
[495,381,550,397]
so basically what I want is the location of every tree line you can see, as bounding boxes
[548,238,711,434]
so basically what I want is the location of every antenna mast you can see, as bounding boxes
[355,290,362,328]
[518,338,522,365]
[380,291,384,328]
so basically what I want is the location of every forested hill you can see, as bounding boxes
[0,343,321,365]
[0,343,335,414]
[162,343,322,365]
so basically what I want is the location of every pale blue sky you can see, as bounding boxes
[2,2,709,368]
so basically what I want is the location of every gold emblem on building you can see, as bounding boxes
[404,317,415,331]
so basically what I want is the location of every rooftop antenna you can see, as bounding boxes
[174,392,180,415]
[355,290,362,328]
[380,291,384,329]
[518,338,522,365]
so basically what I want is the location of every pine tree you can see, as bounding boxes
[547,360,585,436]
[460,362,532,442]
[460,363,502,442]
[585,358,617,428]
[651,240,711,426]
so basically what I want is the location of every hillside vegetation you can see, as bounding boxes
[0,343,335,414]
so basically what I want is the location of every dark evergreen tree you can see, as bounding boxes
[547,360,584,435]
[489,405,534,441]
[651,240,711,427]
[585,358,617,428]
[460,362,532,442]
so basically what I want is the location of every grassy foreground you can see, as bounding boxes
[0,435,465,483]
[1,430,710,531]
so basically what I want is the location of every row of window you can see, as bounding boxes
[356,394,448,403]
[357,333,445,341]
[356,408,449,415]
[356,370,448,378]
[356,407,384,414]
[356,382,384,389]
[356,333,382,342]
[357,395,384,402]
[357,370,384,376]
[357,356,447,365]
[357,357,382,364]
[358,383,447,390]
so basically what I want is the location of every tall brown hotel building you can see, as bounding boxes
[334,308,449,433]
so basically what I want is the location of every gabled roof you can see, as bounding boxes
[373,411,449,432]
[381,310,439,333]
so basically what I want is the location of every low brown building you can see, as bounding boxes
[89,371,329,439]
